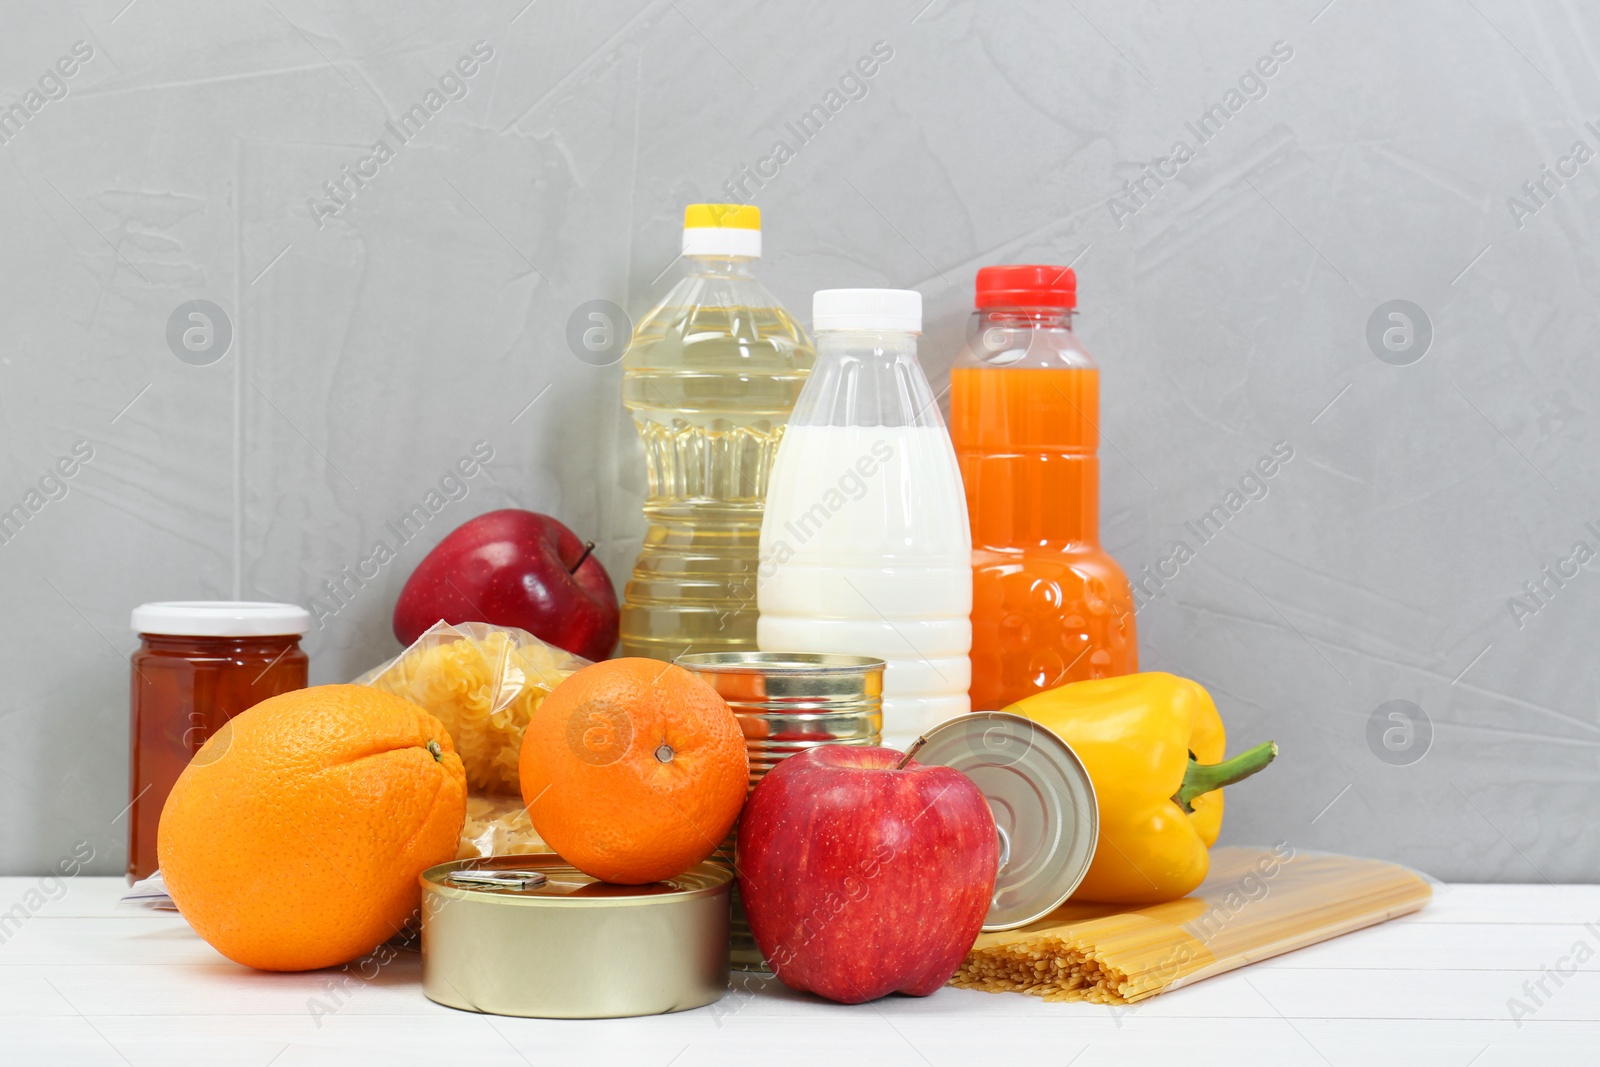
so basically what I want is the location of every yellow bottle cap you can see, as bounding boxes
[684,203,761,231]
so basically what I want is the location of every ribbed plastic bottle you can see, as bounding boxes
[950,265,1137,710]
[757,288,972,747]
[619,205,814,660]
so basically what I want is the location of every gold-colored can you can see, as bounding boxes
[420,854,731,1019]
[675,651,885,969]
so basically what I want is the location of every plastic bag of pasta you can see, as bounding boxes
[353,620,588,858]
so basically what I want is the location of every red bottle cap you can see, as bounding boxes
[975,264,1076,309]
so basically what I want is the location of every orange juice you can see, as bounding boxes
[950,266,1136,710]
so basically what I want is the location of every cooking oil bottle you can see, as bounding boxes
[620,205,814,660]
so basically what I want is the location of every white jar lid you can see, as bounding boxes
[812,288,922,333]
[132,601,311,637]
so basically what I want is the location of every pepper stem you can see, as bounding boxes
[1174,740,1277,813]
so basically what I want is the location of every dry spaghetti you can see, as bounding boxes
[953,846,1432,1003]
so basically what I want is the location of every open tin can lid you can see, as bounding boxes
[423,854,731,904]
[905,712,1098,931]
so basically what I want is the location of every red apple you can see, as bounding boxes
[394,509,618,661]
[736,745,999,1004]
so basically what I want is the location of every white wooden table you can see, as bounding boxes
[3,877,1596,1066]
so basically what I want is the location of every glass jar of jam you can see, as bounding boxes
[128,602,310,882]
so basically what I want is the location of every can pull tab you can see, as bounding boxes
[994,824,1012,877]
[448,869,549,890]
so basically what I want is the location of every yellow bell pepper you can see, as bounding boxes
[1004,671,1276,906]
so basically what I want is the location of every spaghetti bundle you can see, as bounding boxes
[953,846,1432,1003]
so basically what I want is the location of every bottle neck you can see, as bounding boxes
[814,329,920,362]
[978,307,1075,329]
[795,329,938,429]
[684,254,757,279]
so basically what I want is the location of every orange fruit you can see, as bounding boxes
[519,658,747,884]
[158,684,467,972]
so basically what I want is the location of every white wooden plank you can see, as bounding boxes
[1137,965,1600,1023]
[1256,917,1600,971]
[0,876,133,918]
[8,957,1598,1024]
[5,877,1600,1065]
[0,968,77,1018]
[1403,884,1600,924]
[17,960,446,1019]
[7,1011,1600,1067]
[0,916,226,966]
[7,912,1594,974]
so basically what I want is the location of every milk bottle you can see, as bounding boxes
[756,289,972,747]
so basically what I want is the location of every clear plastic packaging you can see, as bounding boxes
[354,621,588,857]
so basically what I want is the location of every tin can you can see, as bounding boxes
[904,711,1099,930]
[676,651,884,968]
[420,854,731,1018]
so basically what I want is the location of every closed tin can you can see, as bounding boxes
[903,711,1099,930]
[420,854,731,1018]
[676,651,884,968]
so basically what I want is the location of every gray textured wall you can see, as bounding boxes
[4,0,1596,882]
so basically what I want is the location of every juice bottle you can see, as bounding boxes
[620,205,814,660]
[757,289,971,748]
[950,265,1137,709]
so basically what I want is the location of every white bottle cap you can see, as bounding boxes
[811,288,922,334]
[132,601,312,637]
[682,203,762,258]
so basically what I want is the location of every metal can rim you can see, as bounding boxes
[421,856,733,909]
[910,711,1100,932]
[674,651,887,674]
[982,715,1098,930]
